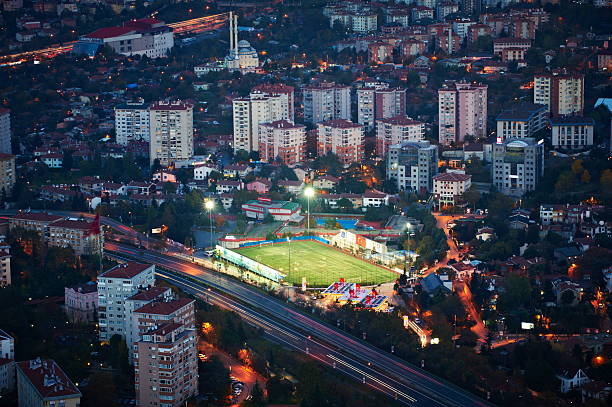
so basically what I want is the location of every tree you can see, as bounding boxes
[555,171,576,193]
[571,159,584,175]
[266,377,294,404]
[498,275,532,311]
[581,169,591,184]
[561,290,575,306]
[198,356,231,402]
[600,169,612,196]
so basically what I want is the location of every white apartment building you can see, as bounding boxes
[149,101,194,166]
[550,117,594,150]
[376,116,425,157]
[0,153,15,198]
[303,82,351,124]
[534,72,584,117]
[114,100,150,145]
[352,13,378,33]
[492,138,544,197]
[232,92,289,153]
[97,262,156,343]
[252,83,295,122]
[0,109,11,155]
[495,103,548,139]
[258,120,306,165]
[433,172,472,205]
[357,86,406,130]
[0,329,14,393]
[438,82,488,145]
[452,19,475,39]
[317,119,364,166]
[387,140,438,193]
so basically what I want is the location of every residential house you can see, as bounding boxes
[557,368,590,393]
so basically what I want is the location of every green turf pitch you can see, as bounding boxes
[236,240,397,286]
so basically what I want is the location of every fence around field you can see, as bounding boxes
[215,245,286,283]
[237,235,330,248]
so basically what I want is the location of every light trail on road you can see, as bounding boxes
[0,13,229,64]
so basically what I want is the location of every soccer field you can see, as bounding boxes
[235,240,397,287]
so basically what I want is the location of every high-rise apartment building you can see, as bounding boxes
[0,109,11,155]
[259,120,306,165]
[376,116,425,157]
[252,83,295,122]
[534,72,584,117]
[125,286,173,362]
[303,82,351,124]
[492,138,544,197]
[386,140,438,193]
[115,100,150,145]
[133,298,197,407]
[357,86,406,130]
[0,239,11,288]
[97,262,156,342]
[438,82,488,145]
[0,153,15,197]
[317,119,364,166]
[232,92,290,153]
[149,101,194,166]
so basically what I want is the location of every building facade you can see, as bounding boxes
[115,100,150,145]
[550,117,594,150]
[134,323,198,407]
[438,82,488,145]
[46,219,103,256]
[79,18,174,59]
[233,92,290,153]
[317,119,364,166]
[0,153,15,198]
[492,138,544,197]
[495,103,548,139]
[303,82,351,124]
[16,359,81,407]
[149,101,194,166]
[97,262,156,342]
[433,172,472,205]
[0,109,11,155]
[534,72,584,117]
[376,116,425,157]
[387,140,438,193]
[258,120,306,165]
[0,329,14,394]
[357,86,407,129]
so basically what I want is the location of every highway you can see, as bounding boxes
[3,209,492,405]
[0,13,230,64]
[106,241,493,407]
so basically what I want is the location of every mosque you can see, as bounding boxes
[224,12,259,72]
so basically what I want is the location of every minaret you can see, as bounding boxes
[229,11,234,55]
[234,13,239,56]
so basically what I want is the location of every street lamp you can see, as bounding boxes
[205,200,215,250]
[304,187,315,236]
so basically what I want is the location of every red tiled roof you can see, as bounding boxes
[0,153,15,160]
[128,286,169,301]
[16,359,81,400]
[85,26,135,39]
[134,298,194,315]
[378,115,423,126]
[101,262,153,279]
[11,212,64,223]
[48,219,93,230]
[433,172,472,182]
[320,119,362,129]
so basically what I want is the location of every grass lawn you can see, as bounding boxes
[235,240,397,287]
